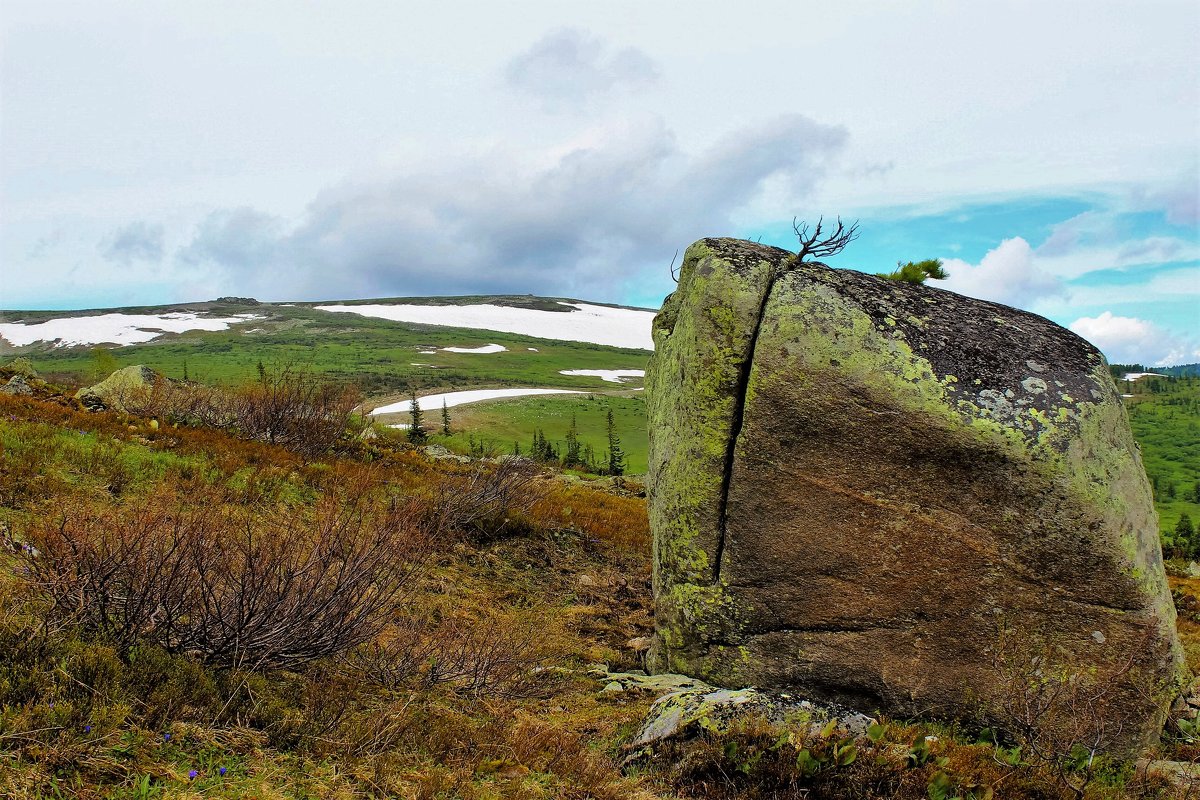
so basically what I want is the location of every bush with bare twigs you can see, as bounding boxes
[424,458,546,543]
[22,474,429,671]
[348,604,570,699]
[101,365,361,458]
[989,621,1166,798]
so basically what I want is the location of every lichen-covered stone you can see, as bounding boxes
[647,237,1185,755]
[0,375,34,396]
[76,365,160,411]
[627,681,874,750]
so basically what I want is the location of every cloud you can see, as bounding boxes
[1035,211,1100,257]
[936,237,1067,309]
[1132,176,1200,227]
[179,208,283,270]
[1069,311,1200,366]
[504,28,659,109]
[176,115,848,301]
[100,221,165,265]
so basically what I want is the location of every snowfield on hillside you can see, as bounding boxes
[559,369,645,383]
[0,312,259,348]
[370,387,585,416]
[442,343,507,354]
[315,301,655,350]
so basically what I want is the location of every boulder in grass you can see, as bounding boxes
[646,237,1185,756]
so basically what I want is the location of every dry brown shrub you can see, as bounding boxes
[230,365,362,457]
[349,603,571,699]
[22,471,429,671]
[422,458,546,543]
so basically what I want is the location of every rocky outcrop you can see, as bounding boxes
[646,237,1185,755]
[76,365,160,411]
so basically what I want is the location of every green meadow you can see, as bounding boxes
[427,392,649,474]
[1124,375,1200,541]
[11,302,651,397]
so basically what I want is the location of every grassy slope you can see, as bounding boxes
[1124,376,1200,538]
[3,387,1196,798]
[0,391,658,799]
[427,393,648,474]
[11,303,651,397]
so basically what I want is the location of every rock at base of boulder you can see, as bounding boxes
[624,676,874,755]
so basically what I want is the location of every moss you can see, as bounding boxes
[646,240,778,671]
[647,238,1185,750]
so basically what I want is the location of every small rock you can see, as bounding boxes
[626,636,653,652]
[627,682,876,751]
[602,681,624,694]
[1091,630,1107,644]
[0,375,33,396]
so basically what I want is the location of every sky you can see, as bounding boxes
[1,1,1197,365]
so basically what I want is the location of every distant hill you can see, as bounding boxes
[0,297,657,419]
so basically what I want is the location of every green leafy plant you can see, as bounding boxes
[877,258,948,284]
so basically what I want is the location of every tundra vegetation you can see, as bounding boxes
[1,367,1199,797]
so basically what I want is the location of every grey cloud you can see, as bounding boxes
[177,116,848,302]
[179,207,283,269]
[100,221,164,265]
[504,28,659,109]
[1116,236,1186,265]
[1035,211,1099,257]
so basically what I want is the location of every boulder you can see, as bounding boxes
[76,365,160,411]
[0,375,34,396]
[2,357,39,380]
[646,237,1184,755]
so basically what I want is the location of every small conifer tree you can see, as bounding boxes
[441,400,451,436]
[564,414,581,467]
[605,409,625,476]
[407,392,426,443]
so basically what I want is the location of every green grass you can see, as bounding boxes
[12,303,651,397]
[1123,376,1200,540]
[431,393,648,473]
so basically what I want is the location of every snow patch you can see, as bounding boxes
[371,388,584,416]
[0,312,260,348]
[442,343,507,354]
[1122,372,1167,380]
[559,369,646,384]
[314,301,655,350]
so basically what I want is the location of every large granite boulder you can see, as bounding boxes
[646,237,1185,754]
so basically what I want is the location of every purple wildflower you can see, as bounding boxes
[188,770,198,780]
[83,725,92,733]
[219,767,227,777]
[163,732,171,741]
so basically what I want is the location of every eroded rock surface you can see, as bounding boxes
[646,237,1185,754]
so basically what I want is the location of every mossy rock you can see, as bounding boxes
[646,237,1185,756]
[76,365,160,411]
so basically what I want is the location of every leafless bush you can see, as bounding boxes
[348,605,568,699]
[23,475,429,671]
[425,459,545,542]
[232,365,361,457]
[991,621,1160,798]
[110,366,360,458]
